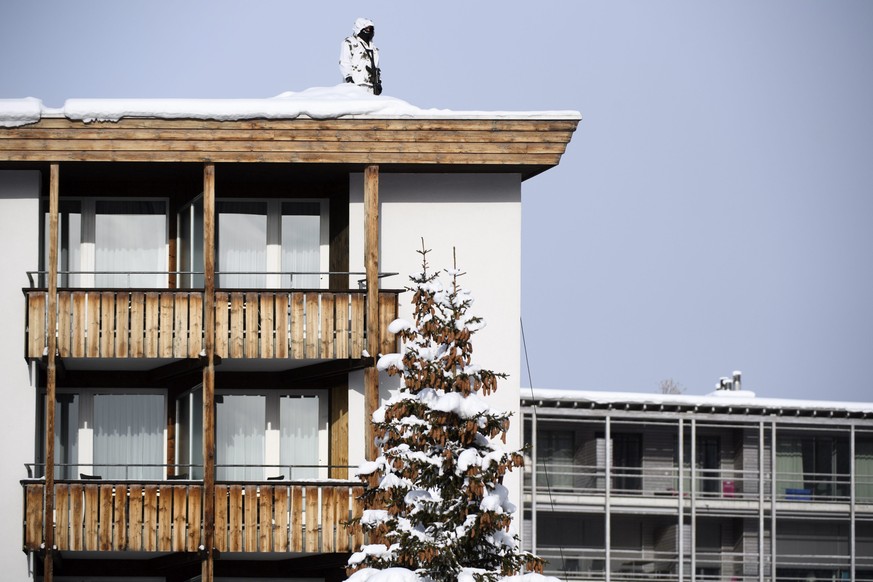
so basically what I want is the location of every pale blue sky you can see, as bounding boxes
[2,0,871,401]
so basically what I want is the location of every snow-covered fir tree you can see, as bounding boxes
[348,244,545,582]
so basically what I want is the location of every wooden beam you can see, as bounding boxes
[364,165,379,461]
[44,163,59,582]
[202,163,216,582]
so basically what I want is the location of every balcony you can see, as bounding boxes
[25,287,399,361]
[525,462,873,509]
[22,479,365,554]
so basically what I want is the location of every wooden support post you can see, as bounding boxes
[202,163,216,582]
[364,165,379,461]
[44,163,59,582]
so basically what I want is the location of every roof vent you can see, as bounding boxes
[715,371,742,391]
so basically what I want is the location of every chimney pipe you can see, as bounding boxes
[732,371,742,392]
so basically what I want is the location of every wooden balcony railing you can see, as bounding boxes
[25,289,399,360]
[23,480,365,554]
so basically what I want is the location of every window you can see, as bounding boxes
[674,433,721,494]
[46,198,168,288]
[537,429,575,489]
[612,433,642,492]
[777,435,850,499]
[215,390,328,481]
[214,199,326,289]
[42,390,166,480]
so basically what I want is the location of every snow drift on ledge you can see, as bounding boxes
[0,84,581,128]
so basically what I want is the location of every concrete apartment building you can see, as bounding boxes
[522,380,873,582]
[0,92,579,581]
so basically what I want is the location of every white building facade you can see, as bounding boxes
[0,95,578,581]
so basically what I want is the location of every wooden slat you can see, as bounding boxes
[335,487,350,552]
[290,293,304,359]
[58,292,72,357]
[321,486,335,552]
[55,484,70,551]
[172,486,187,551]
[274,486,289,552]
[86,292,101,357]
[258,485,273,552]
[335,294,349,359]
[350,294,364,358]
[380,293,397,356]
[95,484,109,551]
[27,293,45,359]
[71,291,86,357]
[159,292,175,357]
[290,486,303,552]
[113,484,127,550]
[305,486,318,552]
[186,486,202,552]
[24,484,43,551]
[144,292,159,357]
[214,484,228,552]
[214,291,229,358]
[245,292,259,358]
[114,291,129,358]
[84,484,99,551]
[188,292,203,358]
[260,293,274,358]
[229,293,244,358]
[129,292,145,358]
[9,115,579,132]
[0,136,567,155]
[320,293,335,359]
[70,484,84,551]
[244,485,258,552]
[157,485,172,551]
[275,293,289,358]
[143,485,158,551]
[351,486,365,550]
[100,292,114,357]
[228,484,243,552]
[0,149,565,165]
[0,125,576,143]
[129,484,143,551]
[304,292,318,358]
[173,293,189,358]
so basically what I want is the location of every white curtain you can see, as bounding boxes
[93,393,164,480]
[280,394,320,479]
[95,200,166,288]
[776,438,805,494]
[218,202,267,288]
[216,394,265,481]
[281,203,321,289]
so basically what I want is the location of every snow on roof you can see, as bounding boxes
[0,85,582,128]
[522,387,873,414]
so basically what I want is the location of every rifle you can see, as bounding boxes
[365,49,382,95]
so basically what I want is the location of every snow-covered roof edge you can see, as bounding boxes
[0,85,582,128]
[522,387,873,414]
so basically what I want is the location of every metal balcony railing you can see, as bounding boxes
[525,462,873,505]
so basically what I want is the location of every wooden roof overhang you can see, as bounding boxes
[0,116,578,180]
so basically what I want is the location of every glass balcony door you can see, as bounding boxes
[46,198,168,288]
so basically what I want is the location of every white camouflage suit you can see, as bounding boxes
[339,17,380,93]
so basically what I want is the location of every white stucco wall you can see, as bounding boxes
[348,173,524,514]
[0,171,41,580]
